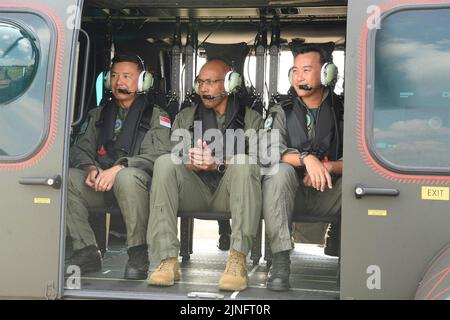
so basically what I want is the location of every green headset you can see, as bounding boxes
[193,70,242,95]
[288,60,338,88]
[103,54,154,92]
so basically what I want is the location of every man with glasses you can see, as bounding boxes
[194,79,233,253]
[146,59,263,291]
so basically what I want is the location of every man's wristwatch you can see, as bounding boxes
[217,162,226,174]
[118,159,128,168]
[299,152,310,166]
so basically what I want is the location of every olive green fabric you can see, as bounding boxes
[292,222,328,244]
[263,162,342,253]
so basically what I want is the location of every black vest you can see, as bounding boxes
[194,94,246,152]
[95,96,153,169]
[282,91,343,161]
[191,94,246,192]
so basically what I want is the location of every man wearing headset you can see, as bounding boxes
[262,45,343,291]
[146,59,263,291]
[66,53,171,280]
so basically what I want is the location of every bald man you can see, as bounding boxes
[146,59,263,291]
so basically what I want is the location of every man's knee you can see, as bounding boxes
[68,168,88,192]
[154,154,178,175]
[227,154,260,177]
[263,162,297,187]
[115,167,150,191]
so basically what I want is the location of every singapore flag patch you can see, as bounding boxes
[159,116,171,128]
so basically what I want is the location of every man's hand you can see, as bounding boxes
[187,139,218,171]
[85,166,101,189]
[184,163,201,172]
[302,173,313,188]
[93,165,124,192]
[303,155,332,192]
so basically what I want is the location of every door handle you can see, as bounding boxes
[355,184,400,199]
[19,175,62,190]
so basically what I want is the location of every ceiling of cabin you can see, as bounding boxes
[83,0,347,46]
[84,0,348,21]
[86,0,348,10]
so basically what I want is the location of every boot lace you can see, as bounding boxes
[157,259,174,272]
[226,253,244,276]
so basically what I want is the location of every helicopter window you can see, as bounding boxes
[0,21,39,104]
[371,7,450,172]
[0,14,51,159]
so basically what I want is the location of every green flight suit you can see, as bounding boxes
[67,102,171,251]
[147,104,263,261]
[262,92,342,254]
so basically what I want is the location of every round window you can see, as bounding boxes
[0,22,39,104]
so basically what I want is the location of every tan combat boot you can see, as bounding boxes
[218,249,248,291]
[147,257,180,286]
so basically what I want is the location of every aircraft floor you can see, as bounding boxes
[64,239,340,300]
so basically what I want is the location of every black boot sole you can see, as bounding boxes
[266,280,290,292]
[124,266,149,280]
[124,272,148,280]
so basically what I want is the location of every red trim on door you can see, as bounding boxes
[417,266,450,294]
[426,248,450,276]
[0,3,65,171]
[426,268,449,299]
[356,0,450,185]
[431,286,450,300]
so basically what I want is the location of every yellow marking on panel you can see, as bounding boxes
[368,209,387,216]
[421,186,449,201]
[34,198,51,204]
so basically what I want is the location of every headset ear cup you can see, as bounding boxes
[288,67,294,87]
[103,70,111,90]
[224,71,242,93]
[321,63,338,87]
[139,71,153,92]
[224,71,231,93]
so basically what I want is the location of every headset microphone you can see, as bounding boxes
[202,92,228,100]
[118,88,132,95]
[298,84,320,91]
[118,88,145,95]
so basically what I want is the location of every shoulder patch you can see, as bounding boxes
[159,116,171,128]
